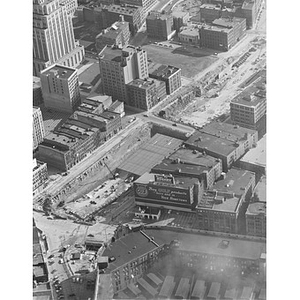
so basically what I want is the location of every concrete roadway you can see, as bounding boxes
[139,113,194,134]
[35,119,144,199]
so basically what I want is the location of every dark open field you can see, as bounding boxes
[143,44,218,78]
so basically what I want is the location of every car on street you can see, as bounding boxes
[172,123,177,126]
[143,114,148,117]
[48,254,54,259]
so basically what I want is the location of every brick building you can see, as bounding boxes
[99,45,148,104]
[40,64,81,113]
[33,76,43,106]
[152,147,223,189]
[172,11,189,31]
[246,202,266,237]
[126,78,167,110]
[101,4,143,34]
[38,118,102,171]
[148,63,181,95]
[199,17,246,51]
[200,3,222,23]
[134,173,202,212]
[33,107,46,150]
[77,94,112,115]
[185,122,258,172]
[230,70,266,138]
[146,11,174,40]
[95,17,131,53]
[120,0,158,21]
[98,227,266,294]
[33,159,48,194]
[196,168,256,234]
[178,27,200,45]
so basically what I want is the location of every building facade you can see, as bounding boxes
[33,0,85,75]
[185,123,258,172]
[99,45,148,103]
[120,0,158,21]
[149,63,181,95]
[246,202,266,237]
[33,76,43,106]
[178,27,200,45]
[146,11,174,40]
[33,107,46,150]
[199,17,246,51]
[33,159,48,193]
[153,147,223,189]
[172,11,189,31]
[230,70,266,136]
[59,0,78,15]
[40,64,81,113]
[196,168,256,234]
[126,78,167,110]
[134,173,202,212]
[101,4,143,34]
[95,17,131,53]
[200,4,222,23]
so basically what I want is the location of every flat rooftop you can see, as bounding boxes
[210,168,255,197]
[247,202,266,215]
[253,176,266,202]
[180,27,199,37]
[100,110,120,120]
[200,121,257,142]
[198,191,241,212]
[127,78,158,89]
[169,147,221,168]
[149,63,181,79]
[212,17,245,28]
[99,46,122,62]
[231,75,266,107]
[200,4,221,10]
[41,64,77,79]
[172,11,189,18]
[96,21,129,40]
[102,230,158,272]
[42,117,99,148]
[201,24,231,33]
[106,4,141,15]
[135,172,199,189]
[152,159,209,177]
[185,131,237,157]
[240,135,266,167]
[118,134,183,176]
[147,11,172,20]
[86,94,111,104]
[144,228,266,260]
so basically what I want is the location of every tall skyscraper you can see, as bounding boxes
[99,45,148,103]
[40,64,81,113]
[33,0,85,76]
[33,107,46,150]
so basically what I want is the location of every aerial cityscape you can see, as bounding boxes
[32,0,266,299]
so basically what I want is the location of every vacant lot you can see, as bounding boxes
[143,44,218,78]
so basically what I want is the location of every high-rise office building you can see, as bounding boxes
[33,0,85,76]
[59,0,78,15]
[33,107,46,150]
[99,45,148,103]
[40,64,81,113]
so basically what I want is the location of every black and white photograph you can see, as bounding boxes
[2,0,299,299]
